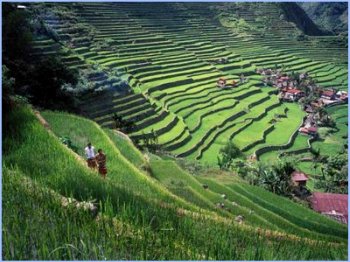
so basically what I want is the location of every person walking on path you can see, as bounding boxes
[85,142,97,169]
[95,149,107,179]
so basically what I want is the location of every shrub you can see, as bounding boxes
[217,141,241,170]
[59,136,78,153]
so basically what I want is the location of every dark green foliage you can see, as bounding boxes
[112,113,124,129]
[27,56,78,110]
[217,141,241,170]
[299,2,348,35]
[112,113,134,133]
[2,3,79,112]
[140,129,159,152]
[315,107,336,128]
[59,136,79,153]
[2,3,33,63]
[235,161,295,197]
[2,65,16,114]
[315,154,348,194]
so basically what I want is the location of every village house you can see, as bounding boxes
[310,99,324,109]
[299,126,318,136]
[303,114,316,128]
[291,171,310,198]
[320,89,336,100]
[291,171,309,187]
[217,78,226,88]
[217,78,238,89]
[336,91,348,102]
[281,88,305,102]
[310,192,348,224]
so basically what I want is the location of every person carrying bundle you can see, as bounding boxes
[95,149,107,179]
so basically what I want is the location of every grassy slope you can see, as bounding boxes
[149,160,347,242]
[103,128,146,170]
[40,110,185,202]
[196,176,347,241]
[3,106,347,260]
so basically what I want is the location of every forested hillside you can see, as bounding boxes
[299,2,348,34]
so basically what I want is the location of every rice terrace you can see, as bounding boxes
[2,1,349,260]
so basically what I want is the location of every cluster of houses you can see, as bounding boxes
[257,68,308,102]
[299,89,347,136]
[256,68,348,137]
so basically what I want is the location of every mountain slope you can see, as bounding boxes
[279,2,326,36]
[3,105,347,260]
[298,2,348,34]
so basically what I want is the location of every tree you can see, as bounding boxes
[112,113,124,129]
[2,65,15,113]
[315,154,348,193]
[141,129,159,152]
[28,56,78,110]
[3,4,79,112]
[3,3,33,63]
[234,160,296,197]
[315,107,335,128]
[271,161,295,196]
[112,113,134,133]
[217,141,241,170]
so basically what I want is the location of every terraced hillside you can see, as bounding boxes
[30,2,347,166]
[3,105,347,260]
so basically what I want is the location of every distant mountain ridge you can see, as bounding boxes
[298,2,348,35]
[279,2,327,36]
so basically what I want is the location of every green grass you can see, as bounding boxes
[195,175,344,241]
[103,128,146,170]
[9,3,349,259]
[38,110,190,202]
[229,183,347,241]
[5,105,347,260]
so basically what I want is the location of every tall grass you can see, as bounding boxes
[230,183,348,239]
[3,105,348,260]
[197,176,347,242]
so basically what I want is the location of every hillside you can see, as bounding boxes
[3,105,348,260]
[299,2,348,35]
[3,2,348,260]
[25,2,347,169]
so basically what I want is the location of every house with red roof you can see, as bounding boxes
[282,88,305,102]
[321,90,336,100]
[299,126,318,136]
[310,192,348,224]
[291,171,309,187]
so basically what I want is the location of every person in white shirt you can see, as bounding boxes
[85,142,96,169]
